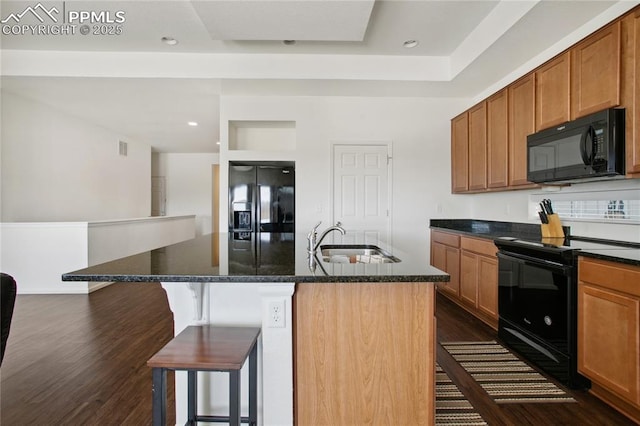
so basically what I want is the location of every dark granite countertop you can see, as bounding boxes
[569,237,640,266]
[430,218,564,240]
[430,219,640,267]
[62,232,449,284]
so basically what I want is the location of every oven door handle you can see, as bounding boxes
[497,251,571,274]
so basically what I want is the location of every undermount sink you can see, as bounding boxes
[320,244,401,264]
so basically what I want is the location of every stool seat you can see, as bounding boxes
[148,325,260,426]
[148,326,260,370]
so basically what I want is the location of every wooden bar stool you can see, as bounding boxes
[147,325,260,426]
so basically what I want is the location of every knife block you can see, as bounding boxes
[540,237,564,247]
[541,214,565,239]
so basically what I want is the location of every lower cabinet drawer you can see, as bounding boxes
[461,236,497,257]
[578,257,640,297]
[432,230,460,248]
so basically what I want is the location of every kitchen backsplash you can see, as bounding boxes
[530,180,639,224]
[529,180,640,243]
[551,199,639,223]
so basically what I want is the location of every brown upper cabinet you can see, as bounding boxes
[508,74,535,187]
[450,5,639,193]
[451,112,469,192]
[571,21,622,120]
[630,10,640,175]
[535,52,571,131]
[487,90,509,188]
[468,102,488,191]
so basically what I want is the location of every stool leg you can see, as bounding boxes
[229,370,241,426]
[249,344,258,426]
[151,367,167,426]
[187,370,197,425]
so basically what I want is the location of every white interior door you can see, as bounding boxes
[333,144,391,244]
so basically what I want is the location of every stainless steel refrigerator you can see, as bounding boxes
[228,162,295,274]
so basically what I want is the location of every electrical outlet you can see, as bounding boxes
[268,300,285,328]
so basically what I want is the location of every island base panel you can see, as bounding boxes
[294,282,436,425]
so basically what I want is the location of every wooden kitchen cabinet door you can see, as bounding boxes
[477,255,498,321]
[487,89,508,188]
[630,10,640,174]
[434,244,460,297]
[571,21,621,120]
[432,240,446,271]
[444,246,461,297]
[536,52,570,131]
[460,251,478,307]
[460,236,499,327]
[578,257,640,413]
[508,74,536,187]
[294,282,436,425]
[431,232,460,297]
[468,102,487,191]
[451,112,469,193]
[578,283,639,405]
[431,241,446,279]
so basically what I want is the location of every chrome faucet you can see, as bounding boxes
[307,221,346,253]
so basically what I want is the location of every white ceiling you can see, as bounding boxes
[0,0,637,153]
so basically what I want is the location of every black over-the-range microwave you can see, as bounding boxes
[527,108,625,184]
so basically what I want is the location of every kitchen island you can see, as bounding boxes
[63,232,448,426]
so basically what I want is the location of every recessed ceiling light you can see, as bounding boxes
[161,37,178,46]
[403,39,419,49]
[187,121,198,126]
[283,40,296,45]
[216,141,221,145]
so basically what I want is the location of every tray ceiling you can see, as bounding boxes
[1,0,636,153]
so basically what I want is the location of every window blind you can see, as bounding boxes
[531,184,640,224]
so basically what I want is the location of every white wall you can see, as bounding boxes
[0,222,89,294]
[323,97,472,257]
[1,91,151,221]
[88,215,196,265]
[153,153,220,235]
[1,216,196,294]
[219,94,639,251]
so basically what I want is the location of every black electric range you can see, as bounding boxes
[494,235,638,389]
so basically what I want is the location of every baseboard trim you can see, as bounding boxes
[588,383,640,424]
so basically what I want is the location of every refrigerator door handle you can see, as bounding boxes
[256,184,262,232]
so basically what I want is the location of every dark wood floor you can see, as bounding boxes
[436,292,636,426]
[1,283,635,425]
[0,282,175,425]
